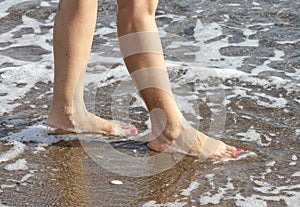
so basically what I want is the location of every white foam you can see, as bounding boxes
[0,170,34,194]
[4,158,28,171]
[234,194,267,207]
[296,129,300,136]
[206,71,292,110]
[22,15,42,34]
[94,27,116,36]
[32,144,46,154]
[256,185,300,202]
[277,40,299,44]
[271,50,285,61]
[85,64,129,88]
[142,201,185,207]
[0,2,298,207]
[266,161,276,167]
[0,141,25,163]
[2,122,77,145]
[252,2,260,6]
[253,92,288,108]
[40,1,51,7]
[194,19,261,71]
[194,20,226,66]
[193,19,298,103]
[292,172,300,177]
[216,68,247,79]
[227,4,240,7]
[237,128,270,146]
[199,177,234,205]
[0,184,15,189]
[0,0,31,14]
[0,62,53,116]
[0,4,54,65]
[20,171,34,183]
[232,174,300,207]
[181,181,200,197]
[175,94,200,117]
[212,151,257,164]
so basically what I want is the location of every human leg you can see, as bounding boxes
[116,0,243,159]
[47,0,137,135]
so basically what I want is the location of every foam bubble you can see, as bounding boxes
[181,181,200,197]
[227,4,240,7]
[252,2,260,6]
[266,161,276,167]
[20,172,33,183]
[0,141,25,163]
[237,128,270,146]
[142,201,185,207]
[296,129,300,137]
[4,158,28,171]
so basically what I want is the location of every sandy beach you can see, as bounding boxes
[0,0,299,206]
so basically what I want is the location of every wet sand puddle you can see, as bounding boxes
[0,0,299,206]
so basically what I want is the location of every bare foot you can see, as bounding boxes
[47,110,138,136]
[148,119,243,160]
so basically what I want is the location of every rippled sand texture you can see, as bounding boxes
[0,0,299,206]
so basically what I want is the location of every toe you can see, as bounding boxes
[227,145,245,158]
[112,121,138,136]
[225,145,238,157]
[226,144,237,153]
[209,142,242,159]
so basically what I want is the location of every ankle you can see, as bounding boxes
[47,103,75,128]
[162,121,183,140]
[151,120,183,144]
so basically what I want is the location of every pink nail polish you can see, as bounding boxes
[131,129,138,134]
[237,148,244,153]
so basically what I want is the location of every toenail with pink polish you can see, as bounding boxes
[131,129,138,134]
[237,148,244,153]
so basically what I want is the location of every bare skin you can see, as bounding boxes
[47,0,243,159]
[47,0,137,135]
[116,0,242,159]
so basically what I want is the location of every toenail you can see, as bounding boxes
[237,148,244,153]
[130,128,138,134]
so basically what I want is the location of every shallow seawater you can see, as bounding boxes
[0,0,299,206]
